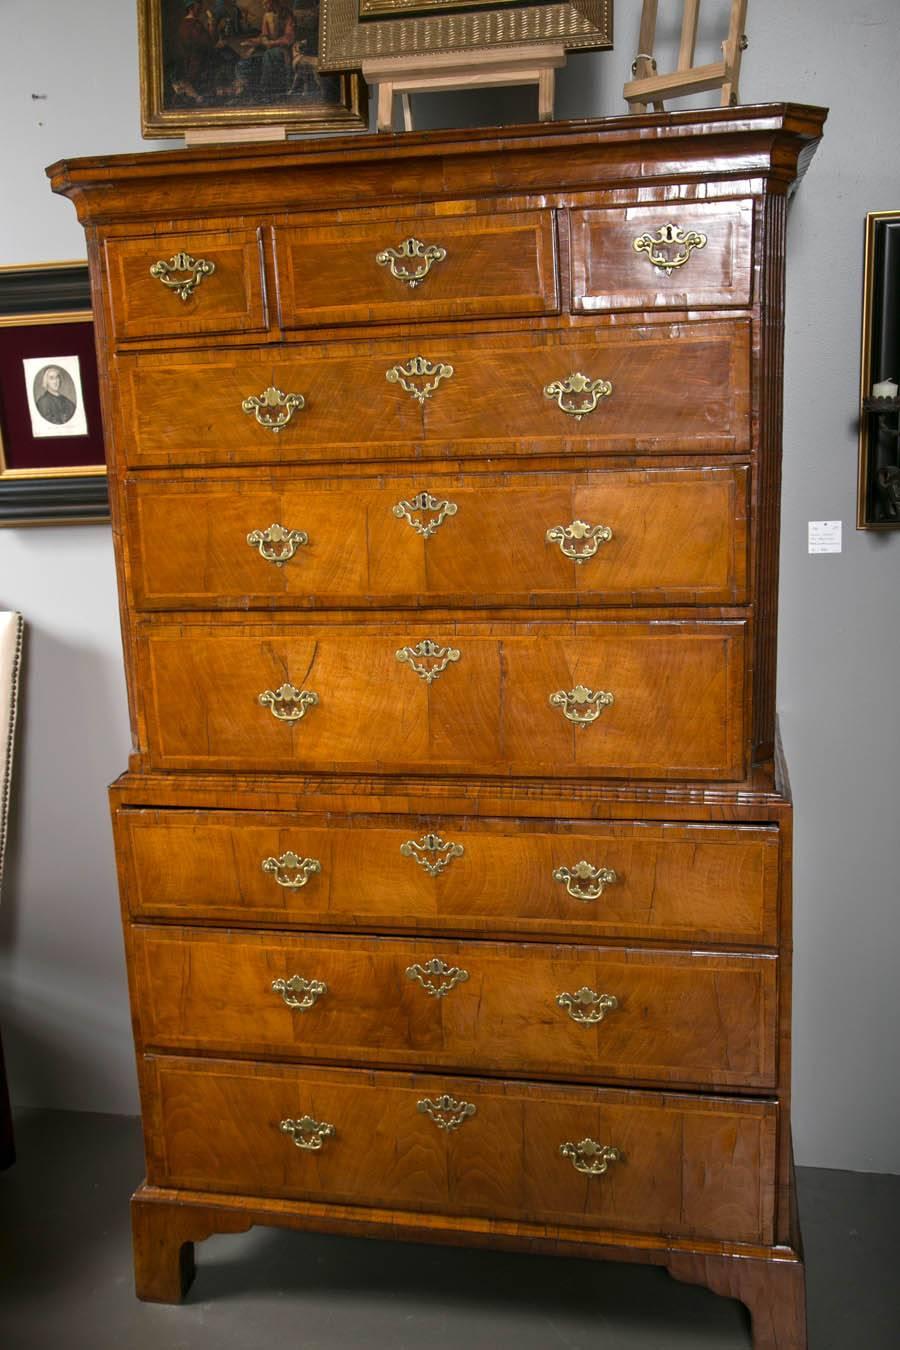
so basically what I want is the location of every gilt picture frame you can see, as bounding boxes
[0,263,108,527]
[138,0,367,139]
[319,0,612,71]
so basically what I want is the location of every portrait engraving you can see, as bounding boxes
[23,356,88,440]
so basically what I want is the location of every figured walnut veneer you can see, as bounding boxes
[50,105,825,1347]
[127,464,750,611]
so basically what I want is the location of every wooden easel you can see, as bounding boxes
[363,45,566,133]
[624,0,748,112]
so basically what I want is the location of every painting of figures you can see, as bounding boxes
[139,1,367,137]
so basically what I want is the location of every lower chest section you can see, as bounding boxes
[120,791,788,1250]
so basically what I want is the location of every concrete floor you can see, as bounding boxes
[0,1109,897,1350]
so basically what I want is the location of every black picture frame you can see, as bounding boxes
[858,213,900,530]
[0,262,108,526]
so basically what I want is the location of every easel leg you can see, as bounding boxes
[538,70,554,121]
[721,0,748,104]
[668,1251,807,1350]
[376,83,394,132]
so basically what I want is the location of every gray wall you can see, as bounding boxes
[0,0,897,1171]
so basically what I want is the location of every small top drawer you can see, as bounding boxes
[104,227,268,343]
[570,201,754,312]
[273,211,558,329]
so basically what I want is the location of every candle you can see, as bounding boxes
[872,378,898,398]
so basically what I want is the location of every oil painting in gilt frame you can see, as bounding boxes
[0,263,108,526]
[319,0,612,71]
[138,0,367,138]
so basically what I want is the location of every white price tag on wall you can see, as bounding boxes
[808,521,842,554]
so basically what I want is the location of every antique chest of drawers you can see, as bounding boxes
[50,103,825,1349]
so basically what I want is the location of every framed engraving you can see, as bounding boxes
[138,0,367,139]
[319,0,613,70]
[0,263,108,526]
[24,356,89,440]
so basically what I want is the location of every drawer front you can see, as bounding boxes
[118,810,780,945]
[104,228,268,342]
[274,210,558,328]
[133,928,777,1089]
[116,320,751,468]
[137,620,747,780]
[570,201,754,312]
[146,1056,777,1244]
[127,465,750,611]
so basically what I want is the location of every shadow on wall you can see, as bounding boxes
[0,619,134,1112]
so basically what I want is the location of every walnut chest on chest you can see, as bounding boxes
[50,103,825,1349]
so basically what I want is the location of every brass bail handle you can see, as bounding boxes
[544,372,612,421]
[559,1139,621,1176]
[376,237,447,288]
[553,861,619,901]
[247,523,308,566]
[258,684,319,722]
[149,250,216,301]
[632,224,708,277]
[241,386,306,433]
[280,1115,335,1151]
[549,685,614,725]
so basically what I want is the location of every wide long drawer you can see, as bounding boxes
[126,465,750,611]
[145,1056,777,1244]
[117,809,780,945]
[135,619,747,780]
[114,319,751,468]
[132,928,777,1090]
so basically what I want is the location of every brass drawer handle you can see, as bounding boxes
[401,833,464,877]
[386,356,454,404]
[633,223,708,276]
[261,852,322,889]
[546,520,613,563]
[393,491,458,538]
[556,987,619,1025]
[544,372,612,421]
[406,957,469,998]
[272,975,327,1010]
[559,1139,621,1176]
[149,250,216,301]
[417,1095,476,1131]
[553,861,619,902]
[247,523,309,566]
[396,639,460,684]
[376,237,447,288]
[280,1115,335,1151]
[258,684,319,722]
[549,685,614,725]
[241,386,306,433]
